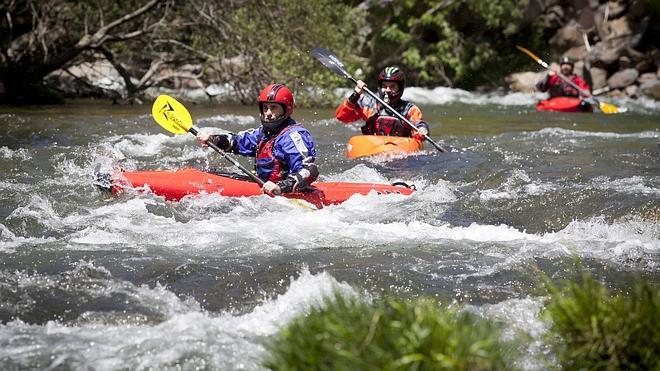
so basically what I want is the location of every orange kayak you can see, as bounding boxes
[100,168,414,209]
[346,135,423,159]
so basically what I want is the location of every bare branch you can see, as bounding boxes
[75,0,160,49]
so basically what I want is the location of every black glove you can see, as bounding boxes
[207,134,233,151]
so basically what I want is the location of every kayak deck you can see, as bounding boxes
[346,135,422,159]
[536,97,593,113]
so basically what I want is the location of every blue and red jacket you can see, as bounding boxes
[209,118,318,193]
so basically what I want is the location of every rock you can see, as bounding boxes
[505,71,546,92]
[565,46,588,61]
[543,5,565,28]
[589,67,609,89]
[578,6,595,30]
[639,73,656,82]
[589,34,642,67]
[608,15,633,38]
[606,1,628,19]
[607,88,625,97]
[618,55,632,69]
[639,79,660,99]
[635,59,655,74]
[45,56,125,98]
[629,0,648,19]
[624,84,638,97]
[550,20,585,49]
[608,68,639,88]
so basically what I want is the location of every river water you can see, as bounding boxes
[1,89,659,370]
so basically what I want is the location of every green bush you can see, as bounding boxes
[544,272,660,370]
[263,293,514,370]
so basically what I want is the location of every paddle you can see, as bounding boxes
[151,94,265,186]
[515,45,621,114]
[311,47,448,153]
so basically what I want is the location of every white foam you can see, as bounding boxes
[0,146,31,160]
[197,114,256,126]
[591,176,660,196]
[0,269,359,370]
[479,169,556,201]
[528,127,659,139]
[403,87,546,106]
[475,297,550,370]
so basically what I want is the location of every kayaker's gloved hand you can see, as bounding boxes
[412,121,429,141]
[348,80,367,104]
[262,181,281,195]
[197,133,233,151]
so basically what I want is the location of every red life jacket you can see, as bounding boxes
[363,101,415,137]
[255,125,297,182]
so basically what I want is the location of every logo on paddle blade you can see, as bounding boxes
[159,102,175,119]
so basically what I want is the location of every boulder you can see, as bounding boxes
[565,46,588,61]
[638,73,656,84]
[45,56,125,98]
[550,20,585,49]
[618,55,632,69]
[607,88,625,97]
[607,15,633,37]
[624,84,638,97]
[635,59,655,74]
[639,79,660,100]
[589,34,642,67]
[589,67,609,89]
[608,68,639,88]
[605,1,628,19]
[629,0,648,19]
[506,71,546,92]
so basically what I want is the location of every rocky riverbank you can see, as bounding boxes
[507,0,660,100]
[41,1,660,104]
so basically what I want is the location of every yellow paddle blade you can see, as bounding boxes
[599,101,620,114]
[151,95,193,135]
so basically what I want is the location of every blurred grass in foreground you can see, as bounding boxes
[263,293,515,370]
[544,271,660,370]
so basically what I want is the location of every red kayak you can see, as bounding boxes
[99,168,414,209]
[536,97,593,113]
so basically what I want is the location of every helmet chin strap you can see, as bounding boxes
[261,115,288,135]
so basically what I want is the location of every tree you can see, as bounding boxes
[0,0,172,104]
[162,0,356,105]
[355,0,544,88]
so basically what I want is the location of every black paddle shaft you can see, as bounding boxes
[188,127,265,186]
[311,47,448,153]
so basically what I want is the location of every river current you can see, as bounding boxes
[1,88,659,370]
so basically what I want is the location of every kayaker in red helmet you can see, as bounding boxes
[335,66,429,140]
[197,83,318,195]
[536,56,592,100]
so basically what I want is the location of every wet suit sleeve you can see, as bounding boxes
[536,74,559,92]
[273,128,319,193]
[233,127,263,157]
[407,105,430,141]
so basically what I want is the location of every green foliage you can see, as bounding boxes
[544,271,660,370]
[263,293,515,370]
[357,0,545,88]
[186,0,356,106]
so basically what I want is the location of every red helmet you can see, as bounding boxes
[377,66,405,101]
[258,83,294,119]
